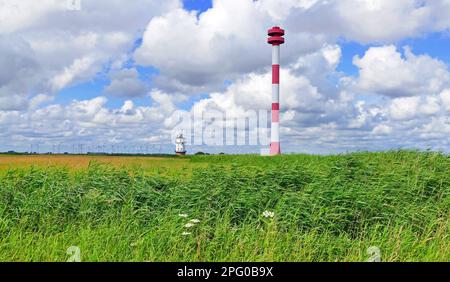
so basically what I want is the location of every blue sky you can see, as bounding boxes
[54,0,450,110]
[0,0,449,154]
[54,0,220,112]
[56,32,450,109]
[55,0,214,111]
[183,0,212,12]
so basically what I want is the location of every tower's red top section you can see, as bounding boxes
[268,26,285,45]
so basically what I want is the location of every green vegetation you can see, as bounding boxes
[0,151,448,262]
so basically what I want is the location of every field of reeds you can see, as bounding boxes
[0,151,448,262]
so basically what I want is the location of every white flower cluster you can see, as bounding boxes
[262,211,275,218]
[179,213,201,235]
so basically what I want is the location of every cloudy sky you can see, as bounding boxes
[0,0,449,154]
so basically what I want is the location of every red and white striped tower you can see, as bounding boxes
[268,26,285,155]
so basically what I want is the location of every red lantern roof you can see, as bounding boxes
[268,26,285,45]
[268,26,285,36]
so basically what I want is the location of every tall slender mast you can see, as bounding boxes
[267,26,285,155]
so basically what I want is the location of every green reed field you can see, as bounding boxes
[0,151,448,262]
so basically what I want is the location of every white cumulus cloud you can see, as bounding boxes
[353,45,450,97]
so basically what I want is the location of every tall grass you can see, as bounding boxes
[0,151,448,261]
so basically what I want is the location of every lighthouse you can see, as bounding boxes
[268,26,285,155]
[175,132,187,156]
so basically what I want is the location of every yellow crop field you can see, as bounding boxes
[0,154,206,176]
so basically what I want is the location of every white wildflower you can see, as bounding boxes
[182,232,192,236]
[190,219,201,224]
[262,211,275,218]
[178,213,188,218]
[184,223,195,228]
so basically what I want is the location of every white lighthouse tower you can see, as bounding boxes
[175,132,187,156]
